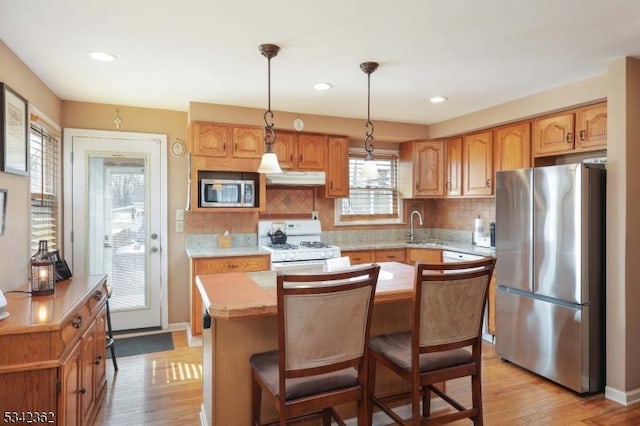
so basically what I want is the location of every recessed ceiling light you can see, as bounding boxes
[88,51,117,62]
[313,82,332,91]
[430,96,448,103]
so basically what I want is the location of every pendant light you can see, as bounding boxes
[360,61,380,180]
[257,43,283,174]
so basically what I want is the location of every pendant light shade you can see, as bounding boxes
[257,43,283,174]
[359,61,380,180]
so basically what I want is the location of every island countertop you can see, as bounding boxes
[196,261,415,320]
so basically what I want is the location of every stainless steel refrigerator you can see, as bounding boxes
[495,163,606,394]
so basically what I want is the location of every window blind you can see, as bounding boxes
[30,125,59,254]
[341,156,399,219]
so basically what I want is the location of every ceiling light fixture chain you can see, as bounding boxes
[361,61,378,155]
[260,43,280,152]
[257,43,283,174]
[359,61,380,180]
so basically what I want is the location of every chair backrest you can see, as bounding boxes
[412,258,496,352]
[276,264,380,379]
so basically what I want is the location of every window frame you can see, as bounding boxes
[29,121,61,254]
[333,150,403,226]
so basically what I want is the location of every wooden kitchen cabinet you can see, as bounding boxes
[446,137,463,197]
[0,276,108,426]
[343,250,374,265]
[575,103,607,150]
[374,249,406,263]
[494,122,531,174]
[191,121,263,159]
[274,132,325,171]
[463,131,493,196]
[399,140,446,198]
[325,136,349,197]
[190,255,270,335]
[533,102,607,157]
[406,248,442,264]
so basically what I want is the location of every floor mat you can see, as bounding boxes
[107,332,174,358]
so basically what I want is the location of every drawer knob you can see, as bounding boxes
[71,315,83,329]
[95,355,103,365]
[94,290,103,301]
[79,387,87,394]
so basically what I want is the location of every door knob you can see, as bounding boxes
[151,233,158,240]
[150,247,159,254]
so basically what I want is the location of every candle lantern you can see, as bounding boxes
[30,240,55,296]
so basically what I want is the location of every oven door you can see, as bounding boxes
[271,260,327,273]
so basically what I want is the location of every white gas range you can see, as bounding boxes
[258,220,341,272]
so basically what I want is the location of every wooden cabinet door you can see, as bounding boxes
[192,122,230,157]
[344,250,374,265]
[80,326,97,425]
[494,122,531,173]
[575,103,607,151]
[463,131,493,196]
[446,137,462,197]
[533,112,574,156]
[232,127,263,159]
[374,249,406,263]
[59,343,82,426]
[325,136,349,197]
[94,309,107,395]
[297,134,325,170]
[191,255,270,335]
[273,131,297,169]
[406,248,442,264]
[414,140,445,197]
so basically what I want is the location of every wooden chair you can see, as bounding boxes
[368,258,496,425]
[105,283,118,371]
[250,264,381,426]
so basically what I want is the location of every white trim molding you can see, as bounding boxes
[605,385,640,406]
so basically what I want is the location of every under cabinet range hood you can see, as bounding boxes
[266,171,326,186]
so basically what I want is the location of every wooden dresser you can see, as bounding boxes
[0,275,108,426]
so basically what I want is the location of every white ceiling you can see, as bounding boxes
[1,0,640,125]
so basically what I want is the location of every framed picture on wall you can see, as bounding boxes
[0,83,29,175]
[0,188,6,236]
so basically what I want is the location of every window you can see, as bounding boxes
[336,153,401,225]
[30,124,60,254]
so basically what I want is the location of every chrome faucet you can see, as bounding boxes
[407,210,424,242]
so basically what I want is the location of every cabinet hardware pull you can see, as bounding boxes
[330,181,333,189]
[235,143,238,152]
[94,290,103,301]
[580,130,586,141]
[95,355,103,365]
[299,154,302,162]
[79,388,87,394]
[486,178,491,188]
[566,132,573,143]
[290,154,293,162]
[388,255,396,258]
[71,315,83,329]
[223,143,226,151]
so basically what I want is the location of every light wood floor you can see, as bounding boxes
[94,330,640,425]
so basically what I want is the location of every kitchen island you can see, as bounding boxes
[196,261,416,425]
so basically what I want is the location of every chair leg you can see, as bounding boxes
[105,299,118,371]
[251,372,262,426]
[321,409,332,426]
[411,379,421,423]
[471,373,483,426]
[367,356,377,425]
[422,386,431,418]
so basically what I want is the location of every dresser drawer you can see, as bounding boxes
[61,302,91,345]
[194,255,269,274]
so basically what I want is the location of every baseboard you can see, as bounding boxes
[168,321,202,346]
[605,385,640,406]
[199,403,209,426]
[344,398,448,425]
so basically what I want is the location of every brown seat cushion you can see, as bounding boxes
[369,332,472,372]
[250,350,359,400]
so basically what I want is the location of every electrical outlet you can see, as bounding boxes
[175,220,184,233]
[176,208,184,221]
[312,211,319,220]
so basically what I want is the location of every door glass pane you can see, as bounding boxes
[88,155,147,312]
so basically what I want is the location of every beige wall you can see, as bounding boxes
[61,101,190,324]
[0,39,61,292]
[429,74,607,138]
[606,57,640,395]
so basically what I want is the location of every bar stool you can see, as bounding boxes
[105,283,118,371]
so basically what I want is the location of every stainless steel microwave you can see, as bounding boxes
[200,179,255,207]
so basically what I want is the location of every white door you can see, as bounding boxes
[64,129,167,331]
